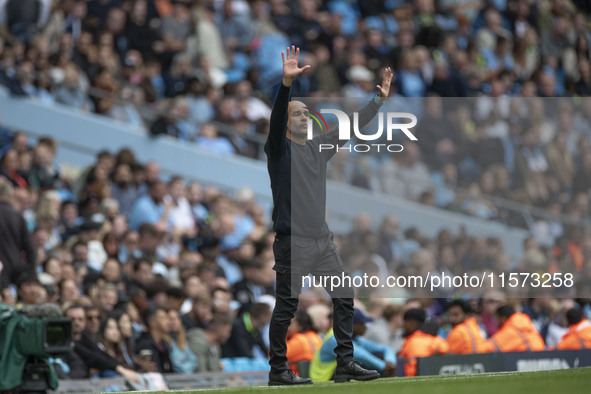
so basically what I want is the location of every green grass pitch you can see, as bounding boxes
[137,367,591,394]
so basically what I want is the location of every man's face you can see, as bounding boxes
[353,322,367,336]
[85,309,101,333]
[169,180,184,200]
[212,290,231,313]
[403,319,419,336]
[496,314,509,328]
[255,312,272,329]
[18,282,42,305]
[217,324,233,344]
[67,307,86,335]
[13,134,28,153]
[194,300,213,322]
[73,245,88,262]
[99,289,118,312]
[288,101,310,138]
[123,231,139,251]
[150,183,166,203]
[135,262,155,286]
[155,310,170,333]
[185,277,206,298]
[449,306,466,327]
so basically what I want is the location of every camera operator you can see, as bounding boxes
[63,303,139,383]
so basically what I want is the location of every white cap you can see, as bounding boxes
[347,66,374,82]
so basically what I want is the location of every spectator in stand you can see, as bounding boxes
[417,94,463,169]
[286,310,322,378]
[165,176,195,236]
[0,177,35,286]
[554,308,591,350]
[110,163,140,220]
[96,313,125,377]
[84,304,101,342]
[221,302,271,359]
[63,303,139,381]
[181,292,213,331]
[365,303,404,354]
[58,278,80,303]
[195,123,235,155]
[398,309,449,377]
[96,283,118,316]
[187,313,234,372]
[164,309,197,374]
[28,138,61,191]
[1,150,27,188]
[129,180,170,230]
[15,271,45,306]
[446,300,487,354]
[483,304,546,352]
[135,306,173,374]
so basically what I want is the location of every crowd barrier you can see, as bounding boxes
[49,371,269,393]
[414,349,591,376]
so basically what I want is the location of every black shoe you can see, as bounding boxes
[334,361,380,383]
[268,370,313,386]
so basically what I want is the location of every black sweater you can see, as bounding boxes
[0,201,36,286]
[264,83,381,237]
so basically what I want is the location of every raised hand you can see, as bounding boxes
[281,45,311,86]
[377,67,394,99]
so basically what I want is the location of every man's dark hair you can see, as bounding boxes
[148,180,165,191]
[403,308,426,323]
[11,131,26,143]
[447,299,472,314]
[168,176,183,186]
[61,200,78,210]
[294,310,316,332]
[16,271,40,288]
[206,313,233,332]
[250,302,271,319]
[72,240,88,250]
[419,321,439,336]
[166,287,187,299]
[82,271,105,295]
[145,278,169,299]
[96,150,111,161]
[143,306,166,327]
[64,302,84,315]
[138,223,161,237]
[83,304,98,312]
[496,304,515,318]
[566,308,584,326]
[132,257,152,272]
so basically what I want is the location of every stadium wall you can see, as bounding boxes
[0,88,530,257]
[414,349,591,376]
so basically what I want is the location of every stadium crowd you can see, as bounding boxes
[0,0,590,383]
[1,0,591,232]
[0,125,590,380]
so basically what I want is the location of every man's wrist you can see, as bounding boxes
[282,77,294,87]
[373,94,385,106]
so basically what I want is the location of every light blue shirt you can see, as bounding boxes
[319,333,396,371]
[129,195,164,230]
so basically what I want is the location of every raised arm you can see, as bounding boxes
[266,46,311,152]
[321,67,394,149]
